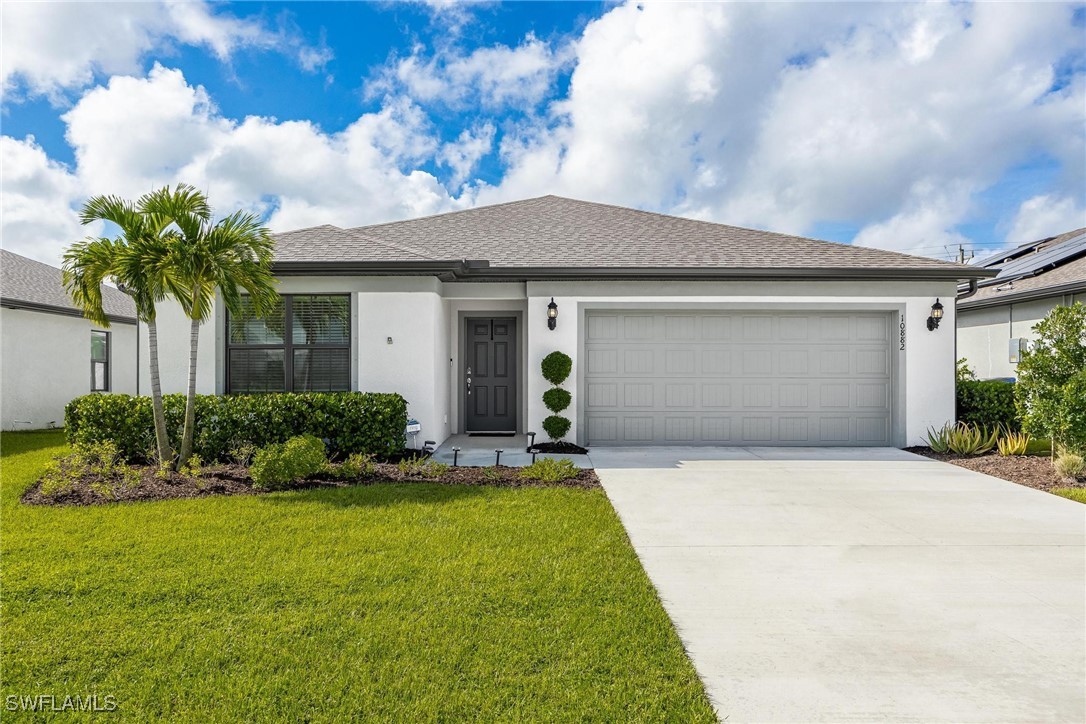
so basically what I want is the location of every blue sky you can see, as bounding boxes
[2,1,1084,264]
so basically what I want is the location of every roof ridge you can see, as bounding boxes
[351,196,555,232]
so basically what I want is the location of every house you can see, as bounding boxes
[145,195,993,447]
[957,227,1086,379]
[1,249,138,430]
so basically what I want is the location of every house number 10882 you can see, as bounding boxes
[899,319,906,351]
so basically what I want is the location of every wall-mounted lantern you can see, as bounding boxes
[547,298,558,330]
[926,298,944,331]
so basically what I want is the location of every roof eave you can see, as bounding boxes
[273,259,994,282]
[957,279,1086,311]
[1,297,137,325]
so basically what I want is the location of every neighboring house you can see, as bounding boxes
[1,249,138,430]
[957,227,1086,380]
[145,196,992,448]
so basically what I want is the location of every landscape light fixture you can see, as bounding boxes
[926,299,944,331]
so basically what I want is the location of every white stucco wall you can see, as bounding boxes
[148,276,960,449]
[1,307,137,430]
[137,298,218,396]
[957,293,1086,379]
[524,280,959,447]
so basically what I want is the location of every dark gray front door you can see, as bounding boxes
[465,317,517,433]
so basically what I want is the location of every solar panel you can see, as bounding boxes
[982,232,1086,283]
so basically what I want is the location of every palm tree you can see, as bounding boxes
[159,194,278,468]
[63,195,185,465]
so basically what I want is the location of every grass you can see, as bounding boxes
[1052,487,1086,504]
[1,431,714,721]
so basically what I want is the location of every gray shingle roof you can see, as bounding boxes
[0,249,136,322]
[272,195,986,278]
[961,227,1086,308]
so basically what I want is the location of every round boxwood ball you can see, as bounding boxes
[542,415,572,440]
[541,351,573,385]
[543,386,572,413]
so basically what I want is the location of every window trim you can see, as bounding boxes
[91,330,110,392]
[225,294,351,394]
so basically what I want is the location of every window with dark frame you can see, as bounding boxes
[226,295,350,394]
[91,330,110,392]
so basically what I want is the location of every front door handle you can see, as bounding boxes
[466,366,472,396]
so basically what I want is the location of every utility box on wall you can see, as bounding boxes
[1008,337,1028,364]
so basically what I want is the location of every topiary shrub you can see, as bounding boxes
[541,351,572,385]
[957,379,1018,431]
[542,387,571,413]
[250,434,327,490]
[66,392,408,463]
[542,414,572,440]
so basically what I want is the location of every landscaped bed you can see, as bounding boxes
[907,446,1086,500]
[21,458,600,507]
[1,430,714,721]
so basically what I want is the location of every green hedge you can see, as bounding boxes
[65,392,408,463]
[957,380,1018,431]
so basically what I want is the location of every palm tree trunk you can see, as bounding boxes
[147,319,173,466]
[178,316,200,468]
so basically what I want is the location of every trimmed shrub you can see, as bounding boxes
[250,435,327,489]
[66,392,408,463]
[542,387,572,413]
[957,379,1018,431]
[541,351,572,385]
[1057,369,1086,454]
[542,415,572,440]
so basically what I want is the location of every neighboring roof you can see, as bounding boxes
[959,227,1086,310]
[0,249,137,323]
[272,195,991,281]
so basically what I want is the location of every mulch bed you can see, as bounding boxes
[529,441,589,455]
[906,446,1086,493]
[22,461,599,507]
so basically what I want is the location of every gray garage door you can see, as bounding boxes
[583,311,893,446]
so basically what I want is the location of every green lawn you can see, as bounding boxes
[1,431,714,721]
[1053,487,1086,504]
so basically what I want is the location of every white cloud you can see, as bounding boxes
[439,123,496,189]
[368,33,569,111]
[852,181,973,258]
[0,0,331,101]
[0,136,98,263]
[4,1,1085,267]
[3,65,461,264]
[1006,194,1086,245]
[474,1,1085,254]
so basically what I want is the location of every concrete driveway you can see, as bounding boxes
[591,447,1086,723]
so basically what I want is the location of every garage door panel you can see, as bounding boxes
[584,311,893,446]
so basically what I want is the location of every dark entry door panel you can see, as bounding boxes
[466,318,517,432]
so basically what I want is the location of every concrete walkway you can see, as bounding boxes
[430,434,593,468]
[593,447,1086,723]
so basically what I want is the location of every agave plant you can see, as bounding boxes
[925,422,953,453]
[997,428,1031,456]
[947,422,1000,455]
